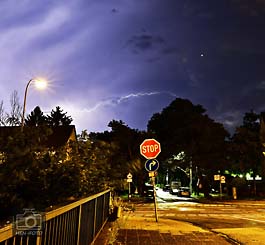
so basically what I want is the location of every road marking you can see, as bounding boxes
[234,216,265,223]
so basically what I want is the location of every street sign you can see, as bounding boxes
[127,173,133,201]
[214,175,220,181]
[149,172,155,177]
[221,176,226,183]
[140,138,161,159]
[148,171,158,177]
[145,159,159,172]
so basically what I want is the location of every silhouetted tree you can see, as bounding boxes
[0,126,92,219]
[5,90,22,126]
[25,106,47,126]
[90,120,149,194]
[230,110,262,196]
[0,101,5,126]
[147,98,229,175]
[0,126,52,216]
[47,106,73,126]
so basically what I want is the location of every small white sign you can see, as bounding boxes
[127,179,132,182]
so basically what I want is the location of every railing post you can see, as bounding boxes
[36,235,41,245]
[76,205,82,245]
[102,193,106,223]
[93,198,97,238]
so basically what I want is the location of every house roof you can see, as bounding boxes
[0,125,77,148]
[45,125,77,148]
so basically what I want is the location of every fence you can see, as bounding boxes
[0,189,111,245]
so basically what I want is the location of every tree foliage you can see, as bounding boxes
[76,138,112,195]
[0,101,5,126]
[0,127,106,219]
[229,110,262,175]
[89,120,149,194]
[25,106,47,126]
[147,98,229,173]
[24,106,73,127]
[0,90,22,126]
[229,110,263,196]
[6,91,22,126]
[0,126,52,215]
[47,106,73,126]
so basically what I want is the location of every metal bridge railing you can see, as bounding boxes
[0,189,111,245]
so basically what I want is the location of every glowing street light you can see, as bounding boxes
[21,78,47,129]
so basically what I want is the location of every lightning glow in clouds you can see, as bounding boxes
[57,91,177,133]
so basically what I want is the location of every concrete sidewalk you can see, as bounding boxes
[94,204,233,245]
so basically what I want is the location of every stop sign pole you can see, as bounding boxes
[140,138,161,222]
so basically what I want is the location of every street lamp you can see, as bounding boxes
[21,78,47,129]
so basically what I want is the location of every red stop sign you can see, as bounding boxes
[140,138,161,159]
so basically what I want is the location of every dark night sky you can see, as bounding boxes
[1,0,265,133]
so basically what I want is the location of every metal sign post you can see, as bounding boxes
[220,176,226,200]
[152,174,158,222]
[148,168,159,222]
[127,173,133,202]
[214,174,225,200]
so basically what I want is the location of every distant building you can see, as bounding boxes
[43,125,77,149]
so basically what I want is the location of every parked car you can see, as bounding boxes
[163,184,170,192]
[177,187,191,197]
[143,183,154,199]
[170,180,181,195]
[170,183,191,197]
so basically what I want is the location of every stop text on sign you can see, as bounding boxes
[142,144,159,153]
[140,138,161,159]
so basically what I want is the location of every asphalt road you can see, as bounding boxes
[154,188,265,244]
[158,202,265,229]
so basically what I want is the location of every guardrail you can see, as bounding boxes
[0,189,111,245]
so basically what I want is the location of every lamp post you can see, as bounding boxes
[21,78,47,129]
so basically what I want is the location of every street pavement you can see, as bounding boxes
[94,203,236,244]
[94,198,265,245]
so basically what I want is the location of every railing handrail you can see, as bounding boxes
[0,224,13,242]
[46,189,110,221]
